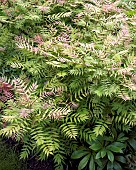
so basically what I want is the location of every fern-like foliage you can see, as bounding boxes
[0,0,136,169]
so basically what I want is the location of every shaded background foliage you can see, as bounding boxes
[0,0,136,170]
[0,138,27,170]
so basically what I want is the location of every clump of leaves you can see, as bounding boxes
[0,0,136,170]
[71,131,136,170]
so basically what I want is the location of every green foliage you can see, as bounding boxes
[71,132,134,170]
[0,0,136,169]
[0,138,27,170]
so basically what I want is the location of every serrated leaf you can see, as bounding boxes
[94,87,103,96]
[20,150,29,159]
[57,72,67,77]
[77,20,86,27]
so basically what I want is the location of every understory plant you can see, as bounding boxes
[0,138,27,170]
[0,0,136,169]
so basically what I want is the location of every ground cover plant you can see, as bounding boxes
[0,138,27,170]
[0,0,136,169]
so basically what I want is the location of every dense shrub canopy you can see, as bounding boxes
[0,0,136,170]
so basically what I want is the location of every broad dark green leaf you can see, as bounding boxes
[104,136,114,142]
[101,148,107,158]
[117,133,128,142]
[78,154,90,170]
[115,156,126,163]
[112,142,126,149]
[89,156,95,170]
[106,145,121,153]
[128,139,136,150]
[95,151,101,159]
[71,150,89,159]
[117,133,125,139]
[107,161,114,170]
[113,161,122,170]
[97,167,104,170]
[107,150,114,162]
[90,143,102,151]
[96,159,103,168]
